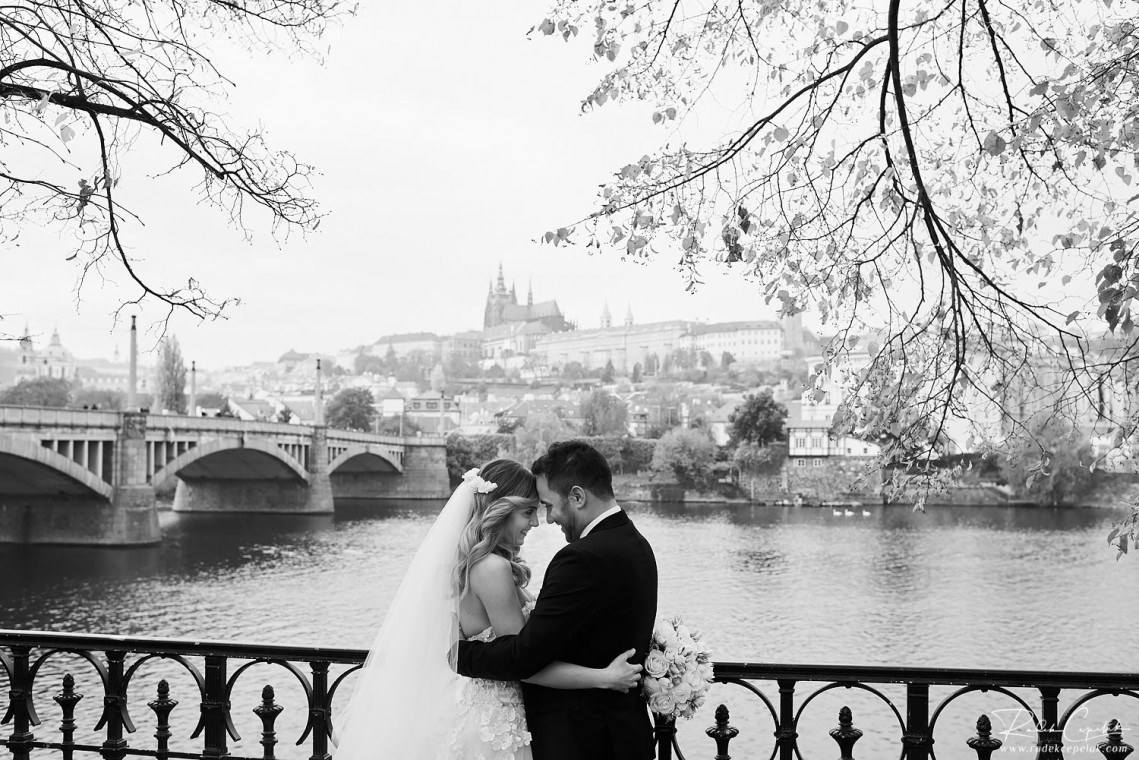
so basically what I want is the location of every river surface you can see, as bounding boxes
[1,501,1136,759]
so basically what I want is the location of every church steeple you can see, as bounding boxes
[496,262,506,294]
[527,279,533,306]
[624,303,634,327]
[600,301,612,329]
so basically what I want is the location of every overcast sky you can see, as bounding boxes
[0,0,782,370]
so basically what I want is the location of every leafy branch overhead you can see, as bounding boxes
[534,1,1139,503]
[0,0,349,319]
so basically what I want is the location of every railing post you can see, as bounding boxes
[253,686,283,760]
[775,679,798,760]
[5,646,35,760]
[829,706,863,760]
[706,704,739,759]
[1038,687,1063,760]
[902,682,933,760]
[654,714,676,760]
[96,650,132,760]
[147,680,177,760]
[200,654,230,760]
[54,673,83,760]
[966,714,1002,760]
[1098,719,1134,758]
[309,662,331,760]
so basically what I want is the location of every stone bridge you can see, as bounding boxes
[0,406,450,545]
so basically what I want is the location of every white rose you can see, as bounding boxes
[675,624,691,640]
[644,650,670,679]
[642,676,663,697]
[664,645,681,662]
[649,691,676,717]
[671,681,693,704]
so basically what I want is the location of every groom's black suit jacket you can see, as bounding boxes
[456,509,658,760]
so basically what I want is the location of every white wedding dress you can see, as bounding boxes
[442,601,535,760]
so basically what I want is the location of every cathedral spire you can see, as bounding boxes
[496,262,506,293]
[600,301,612,329]
[625,303,634,327]
[527,279,533,306]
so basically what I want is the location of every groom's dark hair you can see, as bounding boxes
[531,440,615,499]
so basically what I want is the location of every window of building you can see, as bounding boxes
[812,459,823,467]
[795,436,807,448]
[796,458,806,467]
[426,402,438,410]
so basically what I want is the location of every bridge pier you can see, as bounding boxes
[330,438,449,500]
[0,412,160,545]
[171,426,333,514]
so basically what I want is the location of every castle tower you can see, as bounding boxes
[485,264,514,329]
[600,301,612,329]
[781,311,804,353]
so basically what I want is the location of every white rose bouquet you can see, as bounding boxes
[641,615,714,721]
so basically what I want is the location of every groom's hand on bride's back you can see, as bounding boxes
[602,648,643,693]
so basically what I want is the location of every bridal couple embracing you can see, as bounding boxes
[333,439,659,760]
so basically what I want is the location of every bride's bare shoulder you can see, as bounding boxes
[467,554,513,591]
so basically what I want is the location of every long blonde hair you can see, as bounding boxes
[451,459,538,598]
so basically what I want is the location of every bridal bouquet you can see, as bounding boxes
[641,615,714,720]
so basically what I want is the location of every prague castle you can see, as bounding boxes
[369,264,806,374]
[483,263,569,332]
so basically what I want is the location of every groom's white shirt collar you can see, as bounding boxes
[580,505,622,539]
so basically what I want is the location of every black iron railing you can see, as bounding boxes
[654,662,1139,760]
[3,631,1137,760]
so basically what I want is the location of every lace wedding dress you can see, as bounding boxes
[443,601,535,760]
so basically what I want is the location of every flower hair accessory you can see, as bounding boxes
[462,468,498,494]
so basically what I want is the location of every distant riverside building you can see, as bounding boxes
[532,306,799,374]
[370,332,442,361]
[0,326,151,395]
[689,321,785,364]
[533,316,692,374]
[445,331,483,364]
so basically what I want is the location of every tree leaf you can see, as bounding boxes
[983,131,1006,156]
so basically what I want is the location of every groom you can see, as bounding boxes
[456,439,658,760]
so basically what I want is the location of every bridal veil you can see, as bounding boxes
[332,481,476,758]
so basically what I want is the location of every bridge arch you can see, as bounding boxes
[0,437,114,500]
[152,438,308,492]
[328,446,403,475]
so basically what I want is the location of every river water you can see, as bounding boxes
[1,501,1136,759]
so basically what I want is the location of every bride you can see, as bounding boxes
[333,459,642,760]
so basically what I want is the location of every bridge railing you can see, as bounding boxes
[3,630,1137,760]
[0,407,121,430]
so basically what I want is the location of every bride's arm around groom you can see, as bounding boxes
[456,440,659,760]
